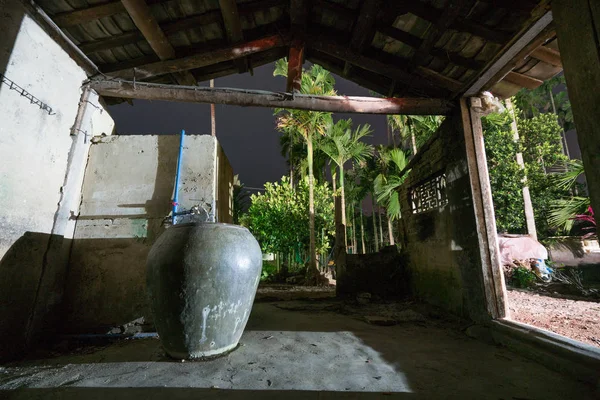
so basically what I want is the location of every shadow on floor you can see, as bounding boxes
[0,302,597,399]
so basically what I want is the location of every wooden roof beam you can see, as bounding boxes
[343,0,380,77]
[89,79,453,115]
[503,71,543,90]
[219,0,249,73]
[121,0,196,86]
[530,46,562,67]
[105,34,289,80]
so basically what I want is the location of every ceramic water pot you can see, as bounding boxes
[147,222,262,359]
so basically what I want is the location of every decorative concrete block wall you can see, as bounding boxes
[398,112,487,321]
[62,134,233,333]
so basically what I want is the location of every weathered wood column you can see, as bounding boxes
[553,0,600,229]
[461,97,508,320]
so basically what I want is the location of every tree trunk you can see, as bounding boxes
[360,205,366,254]
[506,98,538,241]
[371,193,379,252]
[351,201,357,254]
[305,136,319,284]
[387,215,395,246]
[339,165,348,250]
[406,117,417,157]
[289,145,294,188]
[377,205,384,246]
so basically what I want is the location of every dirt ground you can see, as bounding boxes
[507,288,600,347]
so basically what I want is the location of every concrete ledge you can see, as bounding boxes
[489,319,600,388]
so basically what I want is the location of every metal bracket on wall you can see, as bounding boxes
[0,73,55,115]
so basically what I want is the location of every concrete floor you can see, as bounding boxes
[0,301,596,399]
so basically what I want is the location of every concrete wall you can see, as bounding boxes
[398,111,488,321]
[0,0,114,360]
[63,134,233,333]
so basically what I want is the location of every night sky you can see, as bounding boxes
[107,63,389,190]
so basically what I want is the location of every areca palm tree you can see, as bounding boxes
[374,147,410,245]
[274,59,335,283]
[387,115,443,156]
[357,155,381,252]
[318,119,374,250]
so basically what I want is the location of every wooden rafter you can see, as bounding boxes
[468,13,555,96]
[308,37,447,96]
[192,47,287,83]
[503,71,543,90]
[121,0,196,86]
[89,79,453,115]
[378,25,484,71]
[79,11,221,54]
[366,48,463,92]
[530,46,562,67]
[17,0,99,75]
[53,0,164,27]
[219,0,249,73]
[308,52,392,97]
[411,0,466,67]
[290,0,308,35]
[343,0,380,77]
[387,2,512,44]
[105,34,289,80]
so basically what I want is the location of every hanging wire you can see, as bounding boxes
[0,73,55,115]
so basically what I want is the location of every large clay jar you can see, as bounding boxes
[147,222,262,359]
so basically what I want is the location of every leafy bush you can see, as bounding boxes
[511,267,537,288]
[482,108,569,237]
[260,261,278,282]
[241,176,335,258]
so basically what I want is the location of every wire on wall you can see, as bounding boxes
[0,72,55,115]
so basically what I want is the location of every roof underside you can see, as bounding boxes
[36,0,562,100]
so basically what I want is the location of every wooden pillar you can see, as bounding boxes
[460,97,508,320]
[286,40,304,93]
[553,0,600,229]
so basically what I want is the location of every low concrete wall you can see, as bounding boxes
[62,134,233,333]
[337,246,409,299]
[398,111,488,322]
[0,0,114,360]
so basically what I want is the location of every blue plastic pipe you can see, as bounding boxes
[172,129,185,224]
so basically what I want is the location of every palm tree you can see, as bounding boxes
[274,60,335,283]
[318,119,374,250]
[374,147,410,245]
[357,156,381,252]
[387,115,443,156]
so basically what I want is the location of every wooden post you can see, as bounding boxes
[460,97,508,320]
[286,40,304,93]
[553,0,600,229]
[210,79,216,137]
[506,98,537,241]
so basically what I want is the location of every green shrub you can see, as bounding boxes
[512,267,536,288]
